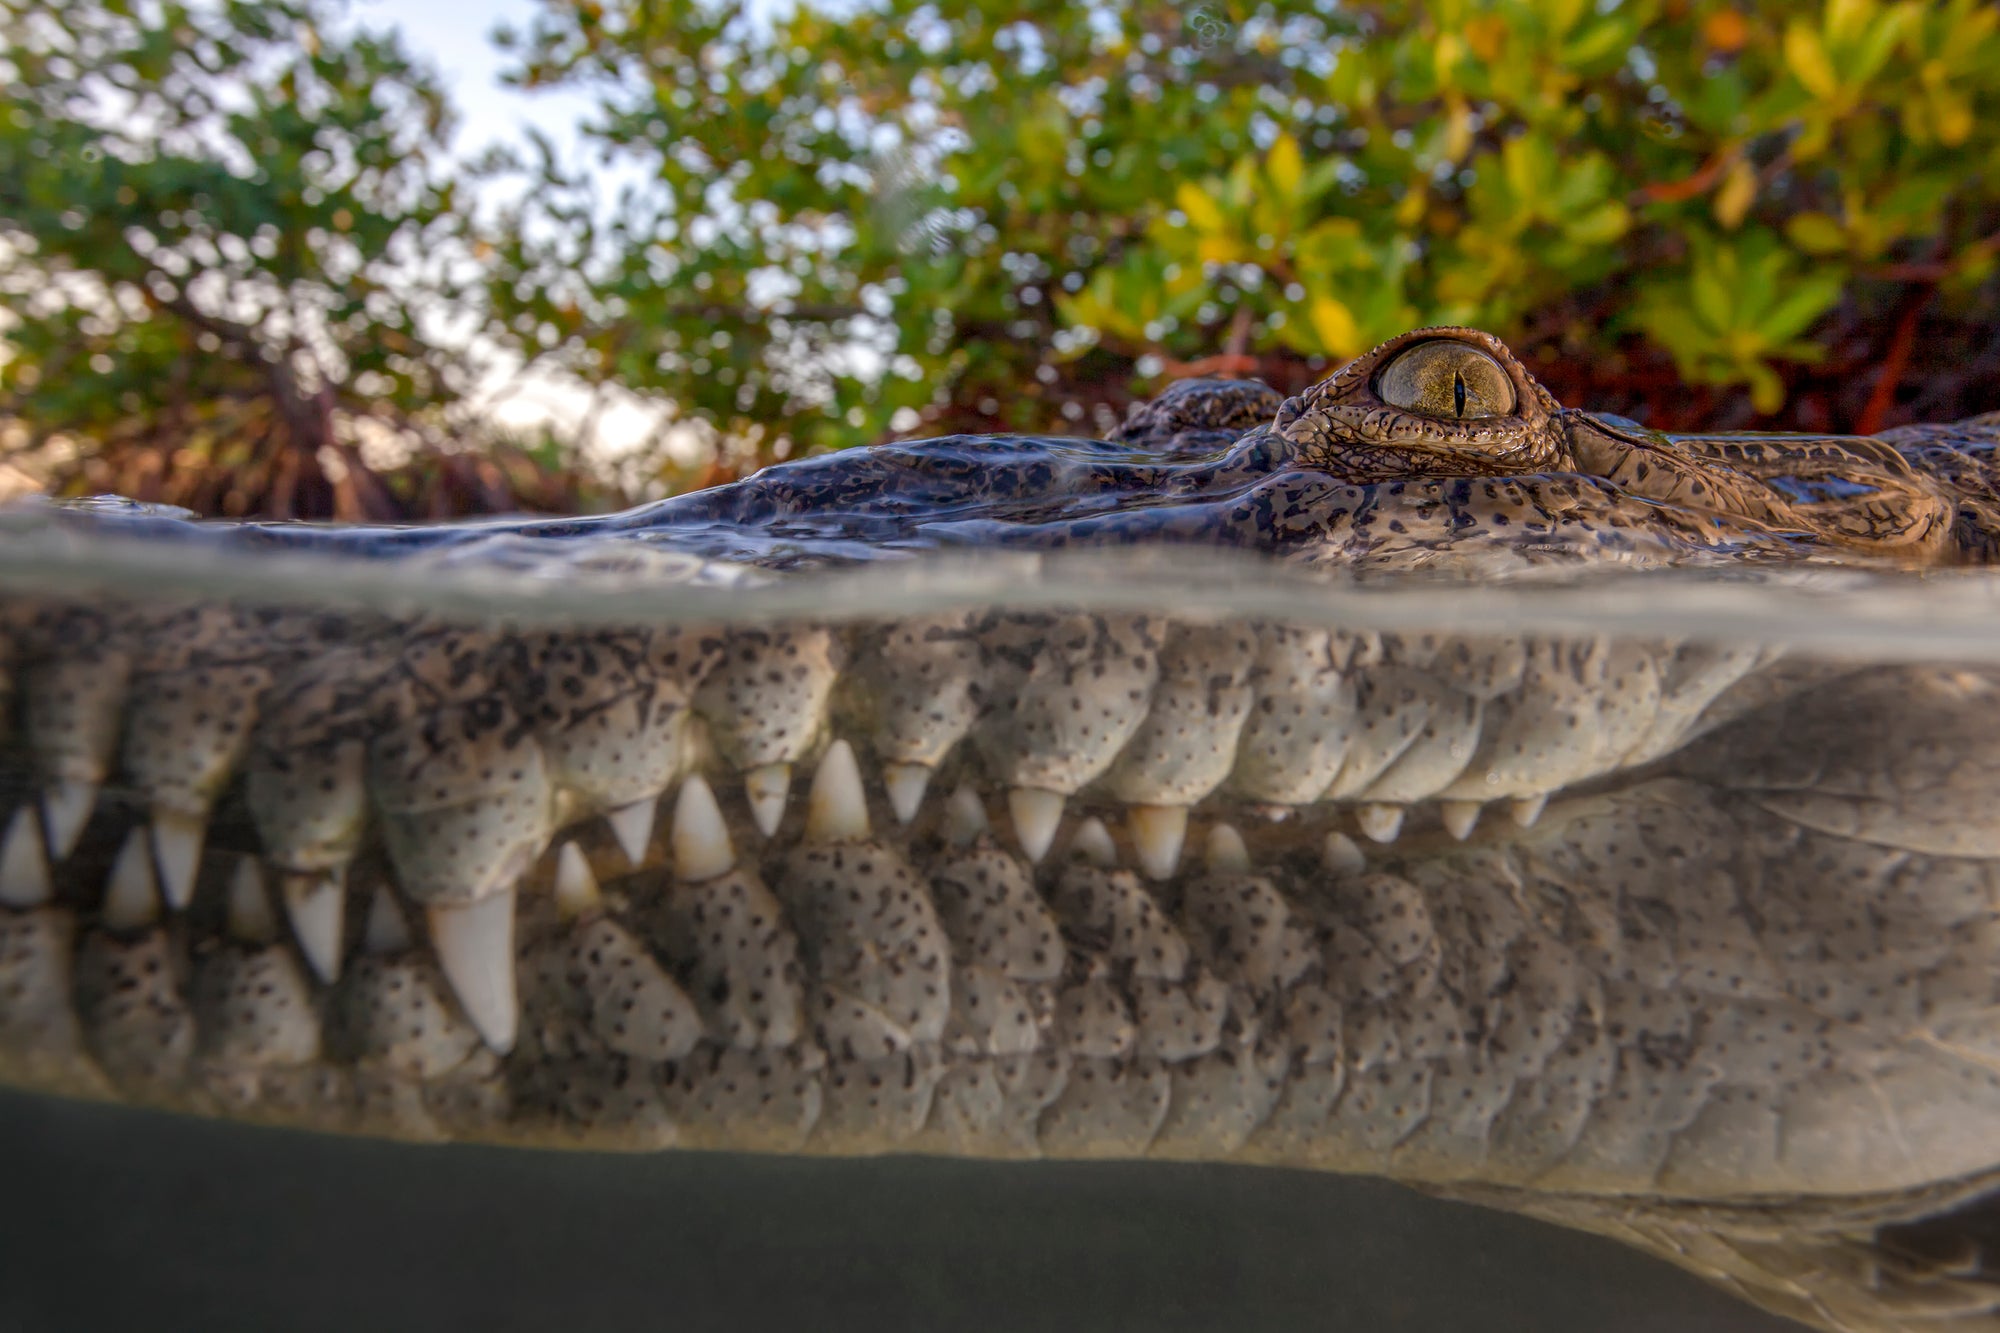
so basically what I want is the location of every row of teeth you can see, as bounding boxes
[4,614,1746,929]
[0,737,1550,1066]
[10,746,1547,910]
[749,755,1547,864]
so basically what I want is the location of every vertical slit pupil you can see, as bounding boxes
[1453,371,1466,418]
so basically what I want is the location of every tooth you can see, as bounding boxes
[1323,831,1366,876]
[671,774,736,882]
[1440,801,1482,841]
[1069,816,1118,868]
[149,809,206,911]
[1510,793,1548,828]
[0,806,52,908]
[428,890,519,1054]
[1128,804,1188,880]
[604,799,657,867]
[362,888,412,955]
[1203,823,1251,875]
[944,784,989,846]
[226,860,277,944]
[743,763,792,838]
[1356,803,1406,844]
[282,870,347,982]
[1008,787,1066,863]
[553,842,601,919]
[803,740,869,843]
[102,827,160,931]
[41,779,97,860]
[882,761,933,825]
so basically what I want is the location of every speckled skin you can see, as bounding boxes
[4,328,2000,1332]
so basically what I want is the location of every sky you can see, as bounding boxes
[358,0,593,168]
[353,0,681,466]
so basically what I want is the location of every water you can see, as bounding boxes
[2,505,1998,1331]
[12,498,2000,658]
[0,1088,1791,1333]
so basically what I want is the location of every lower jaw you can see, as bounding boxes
[3,742,1996,1218]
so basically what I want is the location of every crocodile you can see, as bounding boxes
[4,326,2000,1331]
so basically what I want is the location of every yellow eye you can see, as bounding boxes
[1374,340,1517,420]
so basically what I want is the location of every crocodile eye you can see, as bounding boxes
[1375,340,1516,420]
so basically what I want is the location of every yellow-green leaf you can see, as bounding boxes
[1825,0,1873,46]
[1308,295,1360,357]
[1444,97,1473,161]
[1692,262,1733,334]
[1196,235,1249,266]
[1175,181,1227,235]
[1433,31,1466,81]
[1563,200,1629,246]
[1395,186,1428,228]
[1266,133,1304,199]
[1785,212,1849,254]
[1783,22,1840,100]
[1745,361,1785,414]
[1933,89,1974,146]
[1712,159,1757,230]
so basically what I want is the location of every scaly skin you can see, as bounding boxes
[4,328,2000,1332]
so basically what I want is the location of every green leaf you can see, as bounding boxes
[1757,270,1846,344]
[1690,259,1734,334]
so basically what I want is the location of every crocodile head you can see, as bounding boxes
[513,324,1969,573]
[4,327,2000,1332]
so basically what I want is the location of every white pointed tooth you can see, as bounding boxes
[803,740,870,843]
[1007,787,1066,864]
[1203,823,1251,875]
[1068,816,1118,868]
[1128,804,1189,881]
[1510,793,1548,828]
[1356,803,1406,844]
[1322,830,1366,876]
[604,799,658,867]
[429,890,519,1055]
[226,860,278,944]
[943,784,989,846]
[743,763,792,838]
[283,870,347,983]
[1439,801,1482,842]
[882,761,933,825]
[102,827,161,931]
[671,774,736,882]
[0,806,52,908]
[149,809,206,912]
[41,779,98,860]
[553,842,601,920]
[362,888,412,956]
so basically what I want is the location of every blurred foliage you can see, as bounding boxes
[0,0,615,517]
[4,0,2000,517]
[495,0,2000,456]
